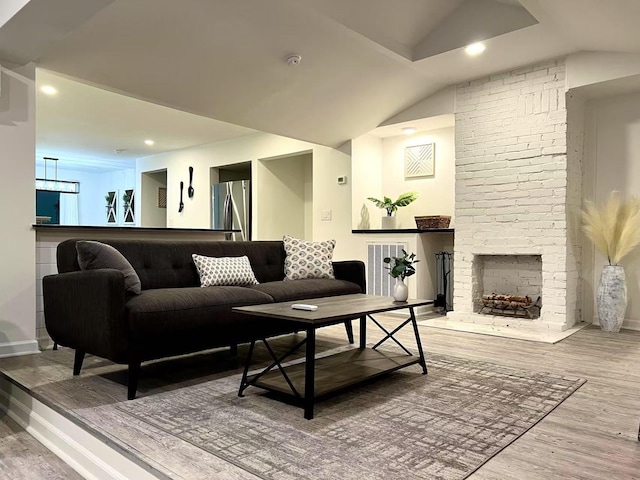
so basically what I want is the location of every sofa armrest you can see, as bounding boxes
[333,260,366,293]
[43,269,129,363]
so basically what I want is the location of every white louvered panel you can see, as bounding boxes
[366,242,407,296]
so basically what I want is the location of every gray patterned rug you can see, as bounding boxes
[117,351,585,480]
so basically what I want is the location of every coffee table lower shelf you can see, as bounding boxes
[248,348,420,399]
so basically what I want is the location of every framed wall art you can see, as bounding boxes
[123,188,135,224]
[158,187,167,208]
[106,190,117,223]
[404,143,435,178]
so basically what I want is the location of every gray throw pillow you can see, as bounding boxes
[76,241,142,295]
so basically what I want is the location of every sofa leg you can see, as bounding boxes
[73,350,85,376]
[230,343,238,357]
[127,361,141,400]
[344,320,354,344]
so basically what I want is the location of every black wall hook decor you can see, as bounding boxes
[188,166,194,198]
[179,181,184,212]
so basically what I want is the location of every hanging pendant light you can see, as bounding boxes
[35,157,80,194]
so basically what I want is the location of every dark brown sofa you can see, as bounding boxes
[43,239,365,399]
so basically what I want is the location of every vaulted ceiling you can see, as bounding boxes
[2,0,640,156]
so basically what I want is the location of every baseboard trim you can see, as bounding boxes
[591,317,640,331]
[624,319,640,331]
[0,340,40,358]
[383,305,438,319]
[0,377,166,480]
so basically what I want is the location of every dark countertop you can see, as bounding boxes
[32,225,240,233]
[352,228,454,234]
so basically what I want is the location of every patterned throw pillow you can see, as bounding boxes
[283,235,336,280]
[192,254,259,287]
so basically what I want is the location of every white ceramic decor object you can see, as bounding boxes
[393,277,409,302]
[597,265,627,333]
[381,216,396,230]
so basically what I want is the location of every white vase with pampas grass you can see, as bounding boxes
[582,191,640,332]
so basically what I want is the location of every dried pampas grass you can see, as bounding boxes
[582,191,640,265]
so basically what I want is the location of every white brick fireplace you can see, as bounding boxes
[447,58,583,333]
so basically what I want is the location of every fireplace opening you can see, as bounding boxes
[472,254,542,319]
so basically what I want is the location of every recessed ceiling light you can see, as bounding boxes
[40,85,58,96]
[144,139,155,146]
[465,42,486,56]
[402,127,416,135]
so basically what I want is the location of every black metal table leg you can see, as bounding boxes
[359,314,367,349]
[238,340,256,397]
[304,327,316,420]
[409,307,428,374]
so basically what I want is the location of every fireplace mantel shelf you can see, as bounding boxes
[352,228,454,234]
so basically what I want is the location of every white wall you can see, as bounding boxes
[583,91,640,329]
[381,127,455,229]
[351,134,382,230]
[304,158,313,239]
[257,153,311,240]
[140,170,167,227]
[136,132,355,260]
[311,146,354,259]
[0,63,38,356]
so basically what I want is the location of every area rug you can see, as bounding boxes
[117,351,585,480]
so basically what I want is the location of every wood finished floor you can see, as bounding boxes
[0,412,83,479]
[1,319,640,479]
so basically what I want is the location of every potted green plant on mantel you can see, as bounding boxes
[384,249,419,302]
[368,191,418,229]
[582,191,640,332]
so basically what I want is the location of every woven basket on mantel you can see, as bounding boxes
[415,215,451,229]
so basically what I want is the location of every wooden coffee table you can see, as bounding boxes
[234,293,432,419]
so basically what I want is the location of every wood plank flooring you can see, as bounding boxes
[1,318,640,479]
[0,412,83,479]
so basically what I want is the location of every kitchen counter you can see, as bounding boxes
[32,224,239,233]
[352,228,454,234]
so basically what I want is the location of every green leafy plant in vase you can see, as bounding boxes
[105,193,114,212]
[383,249,419,302]
[582,191,640,332]
[368,191,418,230]
[122,191,131,208]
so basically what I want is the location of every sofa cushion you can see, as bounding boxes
[57,239,288,289]
[283,235,336,280]
[125,286,276,347]
[192,254,259,287]
[249,279,361,302]
[76,241,141,294]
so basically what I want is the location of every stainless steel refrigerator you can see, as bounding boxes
[211,180,251,241]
